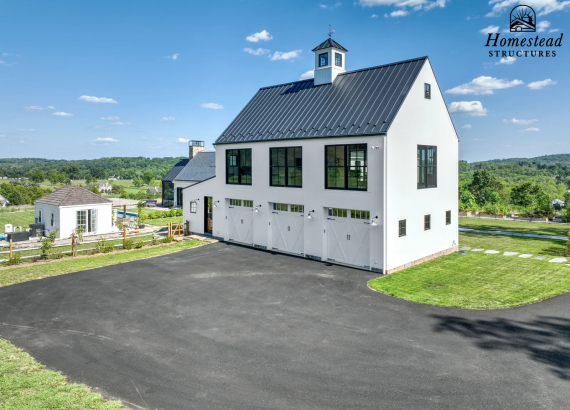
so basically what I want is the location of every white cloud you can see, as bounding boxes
[496,56,516,65]
[487,0,570,17]
[19,140,24,144]
[549,28,560,32]
[358,0,447,10]
[201,103,224,110]
[479,25,500,34]
[177,138,190,143]
[387,9,409,16]
[461,124,472,129]
[93,137,118,144]
[92,125,111,131]
[448,101,488,116]
[100,116,120,120]
[51,111,74,117]
[527,79,557,89]
[47,106,55,110]
[112,122,130,125]
[164,53,179,60]
[246,30,273,43]
[17,129,37,131]
[159,116,176,121]
[503,118,538,125]
[537,20,551,32]
[319,2,342,8]
[270,49,302,61]
[243,47,270,56]
[472,138,484,141]
[300,70,315,80]
[78,95,118,104]
[24,106,44,111]
[371,13,378,17]
[445,76,523,95]
[0,134,4,137]
[523,127,540,132]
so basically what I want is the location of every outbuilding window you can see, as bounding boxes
[51,213,54,227]
[270,147,302,187]
[325,144,367,191]
[399,220,406,237]
[38,210,42,223]
[226,149,252,185]
[424,214,431,231]
[319,52,328,67]
[417,145,437,189]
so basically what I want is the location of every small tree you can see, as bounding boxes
[37,230,58,258]
[69,226,84,256]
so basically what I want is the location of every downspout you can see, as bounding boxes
[383,134,388,274]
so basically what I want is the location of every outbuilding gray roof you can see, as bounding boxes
[174,152,216,182]
[35,185,112,206]
[312,38,348,52]
[162,158,189,182]
[215,56,427,145]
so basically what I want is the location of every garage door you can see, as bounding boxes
[327,208,371,268]
[228,199,254,245]
[272,203,304,255]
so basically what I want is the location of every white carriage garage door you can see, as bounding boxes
[271,203,304,255]
[228,199,254,245]
[327,208,371,268]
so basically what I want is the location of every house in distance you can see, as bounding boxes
[180,37,459,274]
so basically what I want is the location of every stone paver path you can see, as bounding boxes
[519,254,533,258]
[456,249,569,265]
[504,252,519,256]
[535,256,546,260]
[549,258,568,263]
[459,228,568,241]
[485,250,500,254]
[472,249,484,252]
[460,247,471,251]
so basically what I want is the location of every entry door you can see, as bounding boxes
[228,201,253,244]
[204,197,213,235]
[272,206,304,255]
[327,209,370,268]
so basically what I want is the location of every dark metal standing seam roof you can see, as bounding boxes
[173,152,216,182]
[312,38,348,52]
[215,57,427,145]
[162,158,189,182]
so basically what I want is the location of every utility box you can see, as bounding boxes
[29,223,45,238]
[4,224,13,233]
[6,231,30,243]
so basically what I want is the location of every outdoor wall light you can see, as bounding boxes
[254,205,262,213]
[194,198,200,202]
[213,200,220,208]
[371,216,379,226]
[307,210,315,219]
[371,146,380,150]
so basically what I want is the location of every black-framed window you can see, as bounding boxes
[399,220,406,237]
[417,145,437,189]
[176,187,183,207]
[270,147,302,187]
[162,181,174,207]
[319,52,328,67]
[335,52,342,67]
[326,144,367,191]
[226,149,252,185]
[424,214,431,231]
[424,83,431,99]
[446,210,451,225]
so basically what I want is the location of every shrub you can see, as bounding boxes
[566,231,570,257]
[49,252,65,260]
[95,238,115,253]
[123,238,135,250]
[152,236,160,245]
[6,252,22,266]
[161,211,170,218]
[162,236,174,243]
[169,209,177,217]
[147,212,155,219]
[175,208,183,216]
[135,241,144,249]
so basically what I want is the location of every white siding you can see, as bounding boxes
[384,60,459,271]
[46,203,113,239]
[173,181,196,207]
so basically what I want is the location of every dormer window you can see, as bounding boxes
[319,53,329,67]
[335,53,342,67]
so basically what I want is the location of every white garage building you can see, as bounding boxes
[181,38,458,273]
[34,185,113,239]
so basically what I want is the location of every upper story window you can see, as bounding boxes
[319,52,328,67]
[335,53,342,67]
[424,83,431,99]
[325,144,367,191]
[417,145,437,189]
[226,149,252,185]
[270,147,302,188]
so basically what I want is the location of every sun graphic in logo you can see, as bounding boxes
[510,5,536,32]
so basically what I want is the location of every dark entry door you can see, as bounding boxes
[204,197,213,235]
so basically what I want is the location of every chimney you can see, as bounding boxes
[189,141,205,160]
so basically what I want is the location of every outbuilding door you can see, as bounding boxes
[327,208,371,268]
[228,199,253,244]
[271,203,304,255]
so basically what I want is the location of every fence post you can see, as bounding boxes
[9,239,12,260]
[168,222,172,238]
[72,235,75,257]
[185,221,189,236]
[123,227,126,247]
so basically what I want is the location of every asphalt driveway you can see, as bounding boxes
[1,242,569,409]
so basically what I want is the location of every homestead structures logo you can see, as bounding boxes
[485,4,563,58]
[510,5,536,32]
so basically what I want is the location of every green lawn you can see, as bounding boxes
[368,232,570,309]
[0,211,35,233]
[145,216,183,226]
[0,239,207,287]
[0,338,123,409]
[459,217,570,237]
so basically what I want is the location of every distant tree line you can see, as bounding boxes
[0,182,53,206]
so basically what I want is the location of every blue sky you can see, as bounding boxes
[0,0,568,162]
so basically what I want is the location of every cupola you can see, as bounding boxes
[312,37,347,86]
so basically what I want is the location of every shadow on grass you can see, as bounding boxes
[432,315,570,380]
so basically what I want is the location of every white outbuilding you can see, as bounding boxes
[180,37,459,274]
[34,185,113,239]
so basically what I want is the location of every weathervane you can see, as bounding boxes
[328,24,335,38]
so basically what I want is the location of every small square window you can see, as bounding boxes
[51,213,54,227]
[446,210,451,225]
[424,83,431,99]
[335,53,342,67]
[319,52,328,67]
[399,220,406,237]
[424,214,431,231]
[190,201,197,213]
